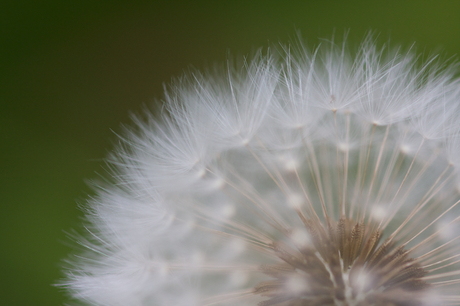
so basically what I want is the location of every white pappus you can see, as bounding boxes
[62,36,460,306]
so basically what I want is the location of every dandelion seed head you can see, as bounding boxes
[62,35,460,305]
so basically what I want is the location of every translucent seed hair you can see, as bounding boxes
[62,36,460,306]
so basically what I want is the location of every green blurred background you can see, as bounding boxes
[1,1,460,305]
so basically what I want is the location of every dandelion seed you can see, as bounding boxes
[62,36,460,305]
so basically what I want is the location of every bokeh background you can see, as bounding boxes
[2,1,460,305]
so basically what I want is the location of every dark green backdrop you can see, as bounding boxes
[2,1,460,305]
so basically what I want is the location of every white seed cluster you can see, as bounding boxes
[63,37,460,305]
[256,218,430,305]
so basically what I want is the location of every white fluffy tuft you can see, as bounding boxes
[62,36,460,306]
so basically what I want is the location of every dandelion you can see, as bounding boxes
[63,36,460,305]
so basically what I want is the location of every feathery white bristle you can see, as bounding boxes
[62,36,460,306]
